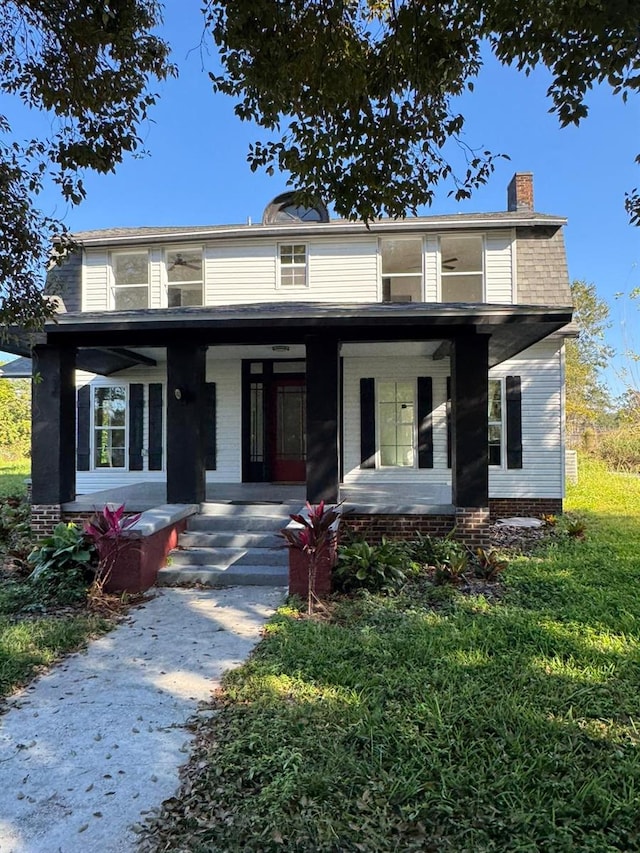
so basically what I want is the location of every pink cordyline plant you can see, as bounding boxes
[84,504,141,589]
[280,501,342,615]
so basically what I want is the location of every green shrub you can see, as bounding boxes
[27,523,97,604]
[334,537,416,593]
[595,426,640,472]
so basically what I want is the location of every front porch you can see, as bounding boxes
[60,480,454,514]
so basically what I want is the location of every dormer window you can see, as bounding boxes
[112,251,149,310]
[381,238,423,302]
[440,235,484,302]
[166,249,203,307]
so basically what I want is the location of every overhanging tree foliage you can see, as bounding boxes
[1,2,638,329]
[0,0,173,329]
[207,0,640,221]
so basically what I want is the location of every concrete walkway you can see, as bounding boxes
[0,586,285,853]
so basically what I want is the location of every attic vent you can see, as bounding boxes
[262,192,329,224]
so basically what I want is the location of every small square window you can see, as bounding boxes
[279,244,307,287]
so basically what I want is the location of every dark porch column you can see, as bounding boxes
[166,344,207,504]
[31,344,77,505]
[451,333,489,507]
[305,335,340,504]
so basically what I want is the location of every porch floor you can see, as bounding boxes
[63,482,454,515]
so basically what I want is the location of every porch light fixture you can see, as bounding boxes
[272,345,290,352]
[174,387,184,401]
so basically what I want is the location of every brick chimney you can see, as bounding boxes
[507,172,534,212]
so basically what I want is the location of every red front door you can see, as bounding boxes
[269,378,306,482]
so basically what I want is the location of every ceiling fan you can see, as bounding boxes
[442,256,458,271]
[168,253,200,271]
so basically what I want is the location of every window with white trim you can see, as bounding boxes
[380,238,423,302]
[166,249,203,307]
[378,380,415,467]
[488,378,503,466]
[440,235,484,302]
[278,244,307,287]
[112,251,149,310]
[93,386,127,468]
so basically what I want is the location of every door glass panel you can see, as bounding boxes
[250,382,264,463]
[276,386,306,460]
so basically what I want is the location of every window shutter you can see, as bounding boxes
[77,385,91,471]
[128,384,144,471]
[446,377,451,469]
[417,377,434,469]
[360,378,375,469]
[148,383,163,471]
[205,382,217,470]
[506,375,523,469]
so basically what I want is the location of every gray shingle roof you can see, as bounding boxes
[73,211,566,246]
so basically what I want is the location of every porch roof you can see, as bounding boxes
[40,301,572,368]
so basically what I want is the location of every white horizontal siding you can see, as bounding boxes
[149,248,163,309]
[343,355,451,485]
[74,359,242,494]
[307,238,378,301]
[343,339,564,499]
[485,230,514,304]
[82,250,109,311]
[204,242,275,304]
[205,237,379,304]
[489,339,564,498]
[206,359,241,482]
[424,236,438,301]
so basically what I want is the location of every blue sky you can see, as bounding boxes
[4,1,639,394]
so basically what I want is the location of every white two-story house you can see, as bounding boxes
[19,172,572,544]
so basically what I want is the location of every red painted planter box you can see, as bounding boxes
[288,544,337,599]
[97,519,187,594]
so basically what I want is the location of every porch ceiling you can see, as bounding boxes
[40,301,572,368]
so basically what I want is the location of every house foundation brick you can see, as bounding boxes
[454,508,491,549]
[489,498,563,520]
[31,504,63,538]
[345,514,455,543]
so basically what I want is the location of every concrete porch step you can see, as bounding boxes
[179,531,283,549]
[197,502,296,518]
[157,564,288,587]
[161,500,297,588]
[187,514,293,532]
[170,546,287,568]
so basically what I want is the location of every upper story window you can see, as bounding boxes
[112,251,149,310]
[279,244,308,287]
[166,249,203,307]
[381,238,423,302]
[440,235,484,302]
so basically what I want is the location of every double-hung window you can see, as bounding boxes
[488,378,503,466]
[279,244,307,287]
[112,251,149,310]
[381,238,423,302]
[440,235,484,302]
[378,380,415,467]
[93,386,127,469]
[166,249,203,307]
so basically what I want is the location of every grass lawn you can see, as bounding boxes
[0,459,110,700]
[142,457,640,852]
[0,457,30,497]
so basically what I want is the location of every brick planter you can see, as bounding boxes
[96,520,187,594]
[288,546,337,599]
